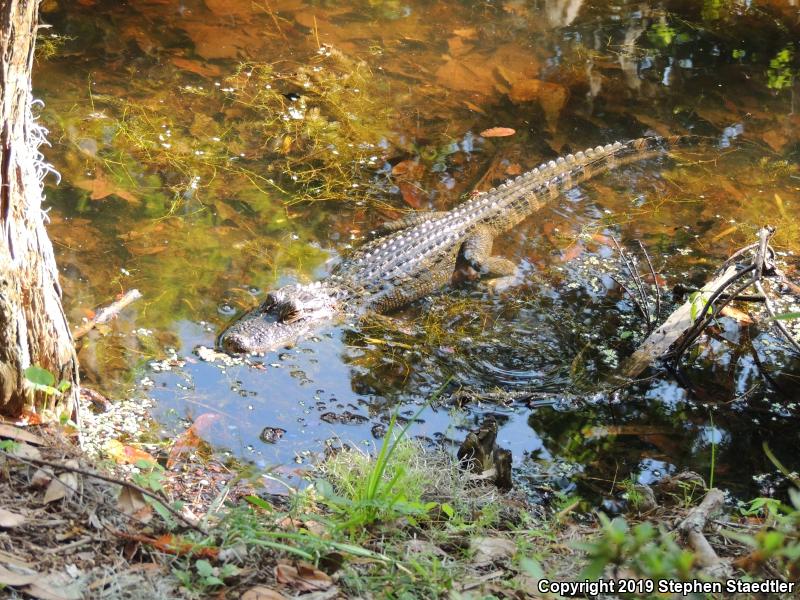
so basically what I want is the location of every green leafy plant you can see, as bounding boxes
[213,497,382,563]
[688,291,711,322]
[576,514,695,582]
[130,459,185,527]
[24,365,71,397]
[772,312,800,321]
[726,489,800,579]
[621,478,645,512]
[173,559,240,596]
[767,46,795,90]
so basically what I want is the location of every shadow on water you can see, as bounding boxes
[35,0,800,504]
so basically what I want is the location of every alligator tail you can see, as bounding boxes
[477,135,708,218]
[521,135,707,211]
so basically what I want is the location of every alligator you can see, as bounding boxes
[219,136,688,354]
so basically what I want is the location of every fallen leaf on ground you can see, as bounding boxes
[31,467,53,488]
[480,127,516,138]
[469,536,517,565]
[23,580,82,600]
[275,562,333,592]
[117,486,152,523]
[117,531,219,559]
[43,477,68,504]
[43,460,79,504]
[0,564,38,586]
[0,507,27,528]
[105,439,158,466]
[155,534,219,559]
[0,423,45,446]
[8,442,42,460]
[15,410,43,425]
[241,587,288,600]
[294,588,339,600]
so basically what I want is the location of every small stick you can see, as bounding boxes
[73,289,142,340]
[613,238,651,327]
[0,450,206,534]
[638,240,661,325]
[755,279,800,354]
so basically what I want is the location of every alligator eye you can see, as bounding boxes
[280,308,302,323]
[276,301,302,323]
[262,293,278,310]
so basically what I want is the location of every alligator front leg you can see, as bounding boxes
[370,211,448,237]
[462,225,517,279]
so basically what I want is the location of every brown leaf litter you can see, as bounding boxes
[0,423,180,599]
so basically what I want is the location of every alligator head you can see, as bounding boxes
[218,282,344,354]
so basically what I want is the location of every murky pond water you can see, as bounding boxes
[35,0,800,502]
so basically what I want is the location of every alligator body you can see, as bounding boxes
[219,136,684,354]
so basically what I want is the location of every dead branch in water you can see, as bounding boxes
[73,289,142,340]
[620,226,799,378]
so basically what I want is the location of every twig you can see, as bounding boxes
[620,264,739,378]
[258,1,289,42]
[669,225,798,363]
[638,240,661,324]
[73,289,142,340]
[0,449,206,534]
[612,237,652,328]
[755,279,800,354]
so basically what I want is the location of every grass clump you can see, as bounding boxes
[316,412,462,533]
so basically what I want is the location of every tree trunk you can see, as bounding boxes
[0,0,79,420]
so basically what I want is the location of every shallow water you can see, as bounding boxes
[36,0,800,502]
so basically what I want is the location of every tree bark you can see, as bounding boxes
[0,0,79,420]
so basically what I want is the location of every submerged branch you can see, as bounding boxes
[73,289,142,340]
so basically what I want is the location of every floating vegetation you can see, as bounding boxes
[51,45,394,217]
[34,33,75,62]
[225,46,393,205]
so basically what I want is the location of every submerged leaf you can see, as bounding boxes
[480,127,516,138]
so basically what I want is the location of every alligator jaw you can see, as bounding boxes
[218,283,344,355]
